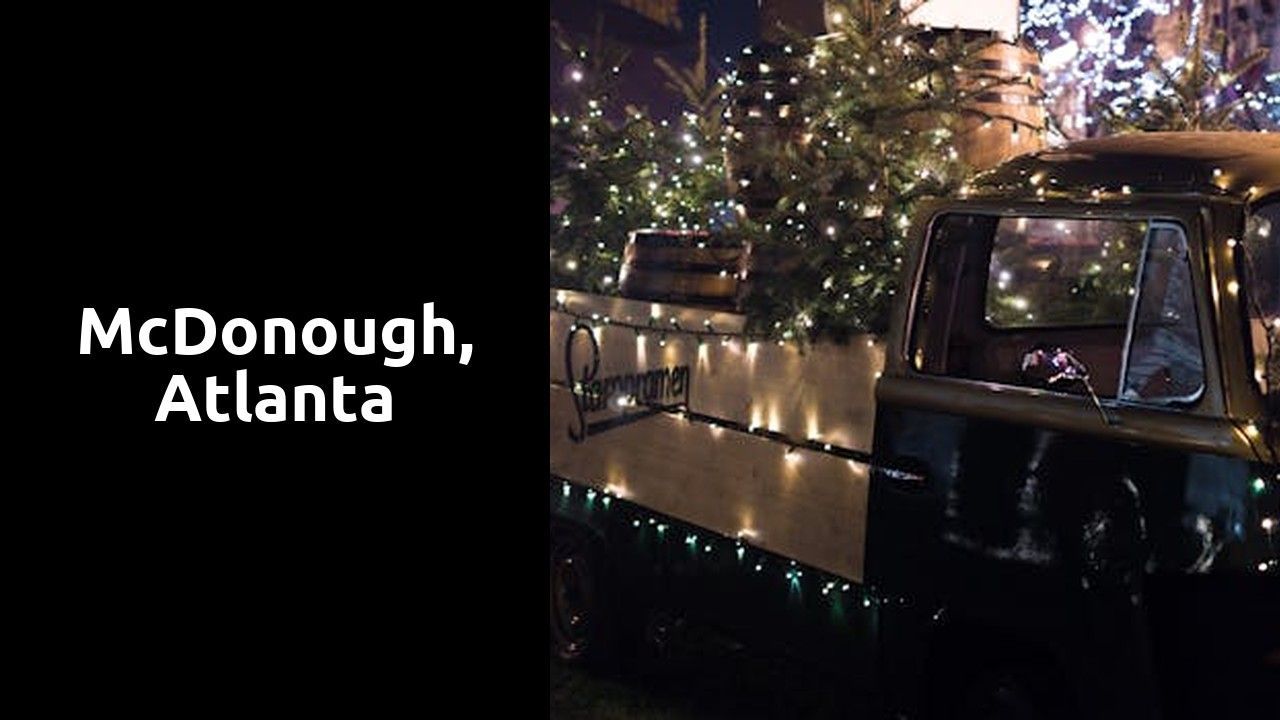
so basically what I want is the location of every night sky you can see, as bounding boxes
[691,0,761,73]
[551,0,760,121]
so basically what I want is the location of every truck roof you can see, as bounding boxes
[969,132,1280,202]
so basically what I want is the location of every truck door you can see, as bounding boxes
[866,204,1276,717]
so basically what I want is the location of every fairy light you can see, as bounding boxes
[554,476,911,617]
[1023,1,1181,136]
[1026,1,1276,134]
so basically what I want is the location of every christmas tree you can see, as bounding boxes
[1022,0,1279,136]
[1099,16,1271,133]
[728,0,998,341]
[549,22,732,295]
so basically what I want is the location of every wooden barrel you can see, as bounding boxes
[618,230,745,309]
[954,41,1046,171]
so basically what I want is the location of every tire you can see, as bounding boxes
[953,663,1057,720]
[926,629,1070,720]
[549,527,618,666]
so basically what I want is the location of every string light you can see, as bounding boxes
[1023,1,1277,135]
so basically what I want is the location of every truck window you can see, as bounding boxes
[1118,223,1204,403]
[911,214,1203,405]
[1240,200,1279,396]
[985,217,1143,328]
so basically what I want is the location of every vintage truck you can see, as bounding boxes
[549,133,1278,718]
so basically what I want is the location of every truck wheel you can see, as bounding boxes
[549,528,612,665]
[927,635,1069,720]
[955,664,1052,720]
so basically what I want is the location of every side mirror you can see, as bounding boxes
[1020,346,1090,386]
[1020,345,1118,426]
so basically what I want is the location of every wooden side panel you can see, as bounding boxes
[551,386,870,579]
[550,290,884,580]
[551,289,884,453]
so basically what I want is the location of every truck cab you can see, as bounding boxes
[868,132,1278,717]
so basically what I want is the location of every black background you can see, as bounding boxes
[27,8,543,709]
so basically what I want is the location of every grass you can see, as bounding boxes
[550,659,706,720]
[549,621,868,719]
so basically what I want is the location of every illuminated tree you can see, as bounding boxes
[728,0,992,341]
[1099,14,1270,132]
[549,22,732,294]
[1022,0,1279,135]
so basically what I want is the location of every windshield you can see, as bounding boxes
[1241,200,1279,396]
